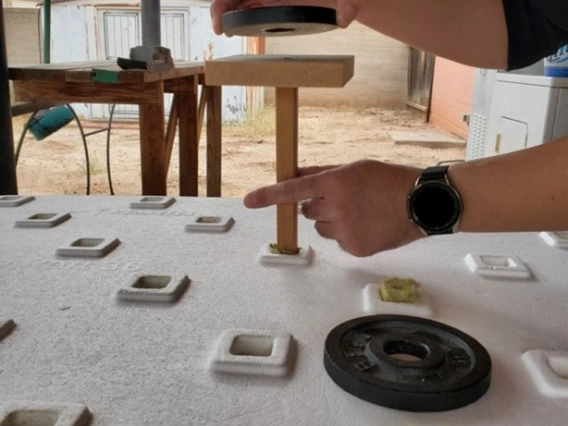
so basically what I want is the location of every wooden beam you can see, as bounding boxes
[178,86,199,197]
[12,80,163,105]
[206,86,222,197]
[205,54,354,88]
[139,82,167,195]
[275,87,299,254]
[164,94,179,173]
[164,76,197,93]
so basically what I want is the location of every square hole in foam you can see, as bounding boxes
[185,216,234,232]
[71,238,103,248]
[1,409,60,426]
[130,196,175,210]
[57,237,120,258]
[116,275,189,303]
[540,231,568,249]
[132,275,171,289]
[197,216,222,224]
[0,402,91,426]
[29,213,57,220]
[0,195,34,207]
[522,350,568,398]
[230,335,274,357]
[16,213,71,229]
[464,253,531,279]
[480,255,516,267]
[548,355,568,380]
[209,329,294,377]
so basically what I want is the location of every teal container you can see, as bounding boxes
[28,106,74,141]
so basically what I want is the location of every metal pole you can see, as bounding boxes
[0,1,18,194]
[141,0,161,47]
[43,0,51,64]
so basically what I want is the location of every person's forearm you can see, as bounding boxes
[448,139,568,233]
[354,0,508,69]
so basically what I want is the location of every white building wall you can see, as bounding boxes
[50,5,91,118]
[49,0,249,121]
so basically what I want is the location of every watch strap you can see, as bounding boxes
[417,165,450,184]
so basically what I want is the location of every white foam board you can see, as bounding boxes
[1,195,567,425]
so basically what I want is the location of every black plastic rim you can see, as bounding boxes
[222,6,338,37]
[323,315,492,412]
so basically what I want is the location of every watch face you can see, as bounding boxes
[409,181,461,233]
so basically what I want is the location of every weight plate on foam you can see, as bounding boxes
[221,6,338,37]
[323,315,491,412]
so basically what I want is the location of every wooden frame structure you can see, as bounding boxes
[9,60,222,197]
[205,54,354,253]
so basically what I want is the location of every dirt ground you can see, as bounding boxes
[12,106,465,197]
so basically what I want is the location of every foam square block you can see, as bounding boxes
[522,350,568,398]
[185,216,234,232]
[362,283,433,318]
[257,243,313,266]
[540,231,568,249]
[116,275,190,303]
[0,318,16,341]
[0,195,35,207]
[130,196,175,210]
[56,237,120,258]
[464,253,531,279]
[0,401,92,426]
[209,329,294,377]
[15,212,71,228]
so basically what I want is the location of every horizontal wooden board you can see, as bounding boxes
[205,54,354,88]
[13,80,164,106]
[9,60,205,84]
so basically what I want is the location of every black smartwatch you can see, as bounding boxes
[407,165,462,235]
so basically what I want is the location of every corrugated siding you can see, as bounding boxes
[264,22,408,108]
[429,58,475,139]
[4,8,40,66]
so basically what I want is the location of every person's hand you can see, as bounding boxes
[244,160,426,257]
[210,0,362,36]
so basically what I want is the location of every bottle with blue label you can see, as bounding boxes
[544,45,568,77]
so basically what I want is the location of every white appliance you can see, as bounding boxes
[465,60,568,159]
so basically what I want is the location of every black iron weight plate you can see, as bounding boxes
[323,315,492,412]
[222,6,338,37]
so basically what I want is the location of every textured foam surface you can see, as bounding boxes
[1,196,567,425]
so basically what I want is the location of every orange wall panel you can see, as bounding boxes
[429,58,475,139]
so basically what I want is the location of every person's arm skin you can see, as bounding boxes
[210,0,509,68]
[244,139,568,257]
[449,138,568,233]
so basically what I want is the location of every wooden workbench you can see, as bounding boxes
[8,60,222,197]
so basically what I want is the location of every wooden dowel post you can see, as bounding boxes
[275,87,299,254]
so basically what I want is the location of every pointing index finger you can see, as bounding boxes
[244,174,323,208]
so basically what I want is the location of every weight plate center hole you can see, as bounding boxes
[384,339,429,363]
[262,27,296,33]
